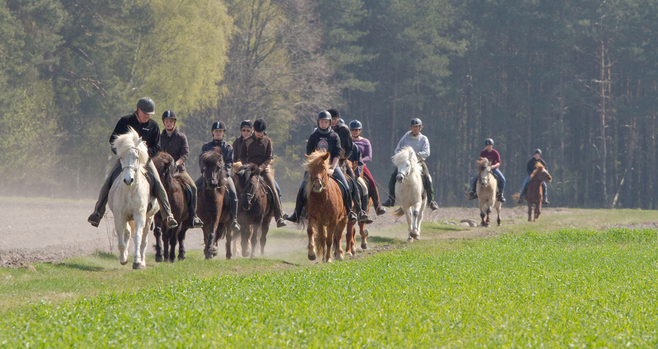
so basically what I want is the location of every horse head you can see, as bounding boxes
[200,147,226,190]
[236,163,260,211]
[305,151,331,193]
[477,158,492,188]
[113,127,148,187]
[531,164,552,183]
[392,147,417,183]
[152,152,176,186]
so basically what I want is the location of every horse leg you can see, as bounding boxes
[496,202,501,226]
[115,216,129,265]
[132,215,147,269]
[307,221,317,261]
[240,224,251,258]
[154,226,164,263]
[162,229,170,262]
[345,222,355,256]
[360,224,369,250]
[404,209,415,242]
[485,207,491,227]
[203,224,215,259]
[251,225,259,258]
[259,222,269,256]
[177,227,188,261]
[480,210,487,227]
[324,224,334,263]
[138,218,151,268]
[527,202,533,222]
[535,202,541,221]
[332,220,346,262]
[416,200,425,238]
[225,228,233,260]
[168,228,178,263]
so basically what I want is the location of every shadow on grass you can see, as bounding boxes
[422,222,470,232]
[363,236,399,244]
[91,251,117,260]
[54,263,105,272]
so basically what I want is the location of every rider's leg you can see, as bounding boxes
[345,164,369,223]
[88,159,122,227]
[518,176,530,203]
[274,180,283,207]
[382,169,397,207]
[226,176,241,232]
[332,166,357,223]
[178,170,203,228]
[468,175,478,200]
[284,172,308,223]
[542,181,549,204]
[262,168,287,227]
[419,161,438,210]
[362,165,385,215]
[493,168,506,202]
[146,160,179,229]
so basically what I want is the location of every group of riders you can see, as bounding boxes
[87,97,550,231]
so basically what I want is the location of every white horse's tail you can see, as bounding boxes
[392,207,405,218]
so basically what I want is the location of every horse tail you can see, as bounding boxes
[392,207,405,218]
[511,193,521,202]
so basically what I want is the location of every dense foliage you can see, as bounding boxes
[2,0,658,208]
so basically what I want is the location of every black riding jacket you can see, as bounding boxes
[526,157,548,175]
[307,128,342,162]
[332,123,353,159]
[110,112,161,157]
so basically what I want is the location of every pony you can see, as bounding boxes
[234,163,275,258]
[476,158,501,227]
[107,127,159,269]
[197,148,232,259]
[345,159,370,255]
[151,152,190,263]
[304,150,347,262]
[391,146,426,242]
[525,163,552,222]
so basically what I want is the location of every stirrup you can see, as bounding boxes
[166,216,179,229]
[276,218,287,228]
[284,212,299,223]
[375,206,387,216]
[190,216,204,228]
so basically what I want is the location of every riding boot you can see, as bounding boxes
[88,161,122,227]
[366,175,386,215]
[467,180,478,200]
[419,165,438,211]
[184,185,203,228]
[382,169,397,207]
[229,196,241,233]
[541,182,549,204]
[284,188,306,223]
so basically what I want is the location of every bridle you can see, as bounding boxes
[312,174,326,191]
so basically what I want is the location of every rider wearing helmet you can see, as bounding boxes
[88,97,178,229]
[196,121,241,233]
[239,119,287,228]
[328,108,370,223]
[517,149,549,204]
[467,138,507,202]
[382,118,439,210]
[350,119,386,216]
[284,110,358,223]
[232,120,253,162]
[160,110,203,228]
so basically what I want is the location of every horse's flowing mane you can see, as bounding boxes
[530,163,545,179]
[200,147,227,186]
[304,150,330,172]
[236,163,258,185]
[392,146,416,167]
[477,157,490,170]
[113,127,149,165]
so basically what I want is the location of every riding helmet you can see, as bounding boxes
[349,120,362,130]
[410,118,423,126]
[161,110,176,122]
[211,121,226,131]
[534,148,542,155]
[137,97,155,115]
[253,119,266,132]
[485,138,494,145]
[338,118,346,125]
[317,110,332,121]
[240,120,253,129]
[327,108,340,119]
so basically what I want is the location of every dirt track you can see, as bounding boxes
[0,197,572,267]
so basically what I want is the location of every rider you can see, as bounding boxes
[328,108,370,223]
[517,149,549,204]
[467,138,507,202]
[239,119,287,228]
[349,120,386,216]
[159,110,204,228]
[196,121,241,233]
[87,97,178,229]
[284,110,358,223]
[381,118,439,210]
[232,119,253,163]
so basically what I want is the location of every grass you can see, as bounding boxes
[2,226,658,347]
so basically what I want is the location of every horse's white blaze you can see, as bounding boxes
[392,147,426,241]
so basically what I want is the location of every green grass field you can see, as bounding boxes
[2,209,658,347]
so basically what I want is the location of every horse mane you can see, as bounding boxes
[200,147,227,187]
[392,146,415,167]
[530,163,545,179]
[477,157,490,170]
[304,150,330,172]
[152,151,177,187]
[113,127,149,165]
[236,163,259,185]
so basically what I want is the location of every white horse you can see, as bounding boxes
[476,158,501,227]
[391,146,426,242]
[107,127,159,269]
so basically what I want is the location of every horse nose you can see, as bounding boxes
[124,177,134,185]
[396,174,403,182]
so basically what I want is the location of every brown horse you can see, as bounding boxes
[476,158,501,227]
[526,164,552,222]
[151,152,190,262]
[345,160,369,255]
[197,148,233,259]
[304,151,347,262]
[234,163,274,258]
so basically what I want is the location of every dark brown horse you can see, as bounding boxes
[234,163,275,258]
[345,159,369,255]
[526,164,552,222]
[305,151,347,262]
[197,148,232,259]
[152,152,190,262]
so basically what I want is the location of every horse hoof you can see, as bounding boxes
[155,255,163,263]
[346,252,353,257]
[120,260,128,265]
[407,237,414,243]
[308,254,317,261]
[205,253,213,259]
[361,243,368,250]
[167,259,175,263]
[178,255,186,261]
[132,262,145,270]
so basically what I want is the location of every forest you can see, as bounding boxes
[1,0,657,208]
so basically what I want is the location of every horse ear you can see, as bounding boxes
[305,154,310,159]
[322,152,330,161]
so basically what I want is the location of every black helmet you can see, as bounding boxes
[410,118,423,126]
[240,120,253,129]
[254,119,266,132]
[534,148,542,155]
[137,97,155,115]
[327,108,340,119]
[317,110,332,121]
[161,110,176,122]
[485,138,494,145]
[349,120,362,130]
[211,121,226,131]
[338,118,346,125]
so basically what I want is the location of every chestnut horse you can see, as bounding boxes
[344,160,369,255]
[476,158,501,227]
[526,164,552,222]
[151,152,190,263]
[304,151,347,262]
[197,148,233,259]
[234,163,274,258]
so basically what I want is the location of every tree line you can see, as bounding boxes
[2,0,657,209]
